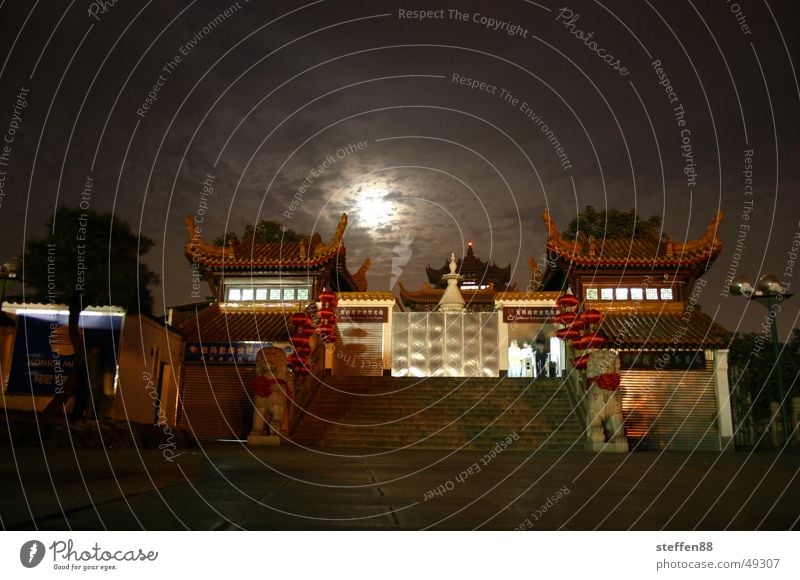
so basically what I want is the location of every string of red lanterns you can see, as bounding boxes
[287,288,339,376]
[554,293,606,368]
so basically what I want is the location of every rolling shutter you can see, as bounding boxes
[177,364,257,439]
[619,365,721,450]
[332,322,384,376]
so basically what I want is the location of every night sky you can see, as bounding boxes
[1,0,798,337]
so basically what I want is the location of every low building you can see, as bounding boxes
[537,210,733,450]
[0,303,183,426]
[176,212,373,439]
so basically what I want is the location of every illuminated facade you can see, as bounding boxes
[175,209,734,451]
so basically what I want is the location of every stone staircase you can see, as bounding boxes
[291,375,583,450]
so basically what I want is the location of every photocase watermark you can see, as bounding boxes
[19,540,46,568]
[514,485,571,529]
[555,7,629,77]
[74,176,95,296]
[142,370,182,462]
[87,0,121,22]
[0,86,29,213]
[780,219,800,294]
[390,233,413,289]
[650,279,708,371]
[335,350,387,372]
[397,8,529,38]
[422,431,519,501]
[136,1,245,118]
[720,149,755,298]
[48,539,158,571]
[284,140,369,219]
[451,74,572,171]
[651,58,697,191]
[726,0,752,36]
[189,174,215,299]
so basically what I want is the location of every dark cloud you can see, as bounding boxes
[0,0,798,334]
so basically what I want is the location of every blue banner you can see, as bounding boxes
[6,311,123,396]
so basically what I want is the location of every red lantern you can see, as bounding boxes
[565,319,586,332]
[290,312,312,326]
[318,289,337,307]
[557,294,579,309]
[290,335,310,346]
[581,309,603,325]
[555,311,578,325]
[583,334,607,349]
[288,353,302,366]
[572,354,590,370]
[556,328,581,341]
[301,325,316,337]
[293,345,312,357]
[571,335,590,350]
[292,361,310,376]
[318,308,336,321]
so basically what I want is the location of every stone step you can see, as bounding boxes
[293,376,581,450]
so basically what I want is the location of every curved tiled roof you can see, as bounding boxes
[185,213,349,271]
[600,311,729,349]
[541,209,724,270]
[179,303,292,342]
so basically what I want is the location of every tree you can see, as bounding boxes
[562,206,662,241]
[728,329,800,418]
[213,220,307,246]
[23,206,159,418]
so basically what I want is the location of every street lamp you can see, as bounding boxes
[0,257,22,311]
[730,273,794,444]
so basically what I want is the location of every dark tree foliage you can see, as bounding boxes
[24,206,159,312]
[728,329,800,417]
[23,206,159,417]
[563,206,662,241]
[213,220,307,246]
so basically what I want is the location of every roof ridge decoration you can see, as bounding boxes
[541,208,724,265]
[311,213,348,257]
[351,258,371,292]
[185,215,226,258]
[184,212,350,269]
[543,209,583,254]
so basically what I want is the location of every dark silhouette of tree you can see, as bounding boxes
[23,206,159,418]
[728,329,800,418]
[563,206,662,240]
[213,220,307,246]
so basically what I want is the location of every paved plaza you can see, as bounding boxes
[1,444,798,530]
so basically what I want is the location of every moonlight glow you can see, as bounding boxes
[354,186,395,229]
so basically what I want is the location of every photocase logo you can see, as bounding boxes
[20,540,46,568]
[390,234,413,289]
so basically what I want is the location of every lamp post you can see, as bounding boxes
[730,274,793,444]
[0,257,22,311]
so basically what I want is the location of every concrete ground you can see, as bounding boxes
[1,444,798,530]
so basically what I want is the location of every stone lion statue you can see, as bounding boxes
[249,347,290,439]
[584,349,626,449]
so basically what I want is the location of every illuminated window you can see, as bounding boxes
[269,288,282,300]
[601,288,614,300]
[585,288,598,300]
[660,288,674,300]
[630,288,644,300]
[297,288,310,300]
[255,288,268,301]
[227,288,241,301]
[645,288,659,300]
[615,288,629,300]
[283,288,296,301]
[241,288,254,301]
